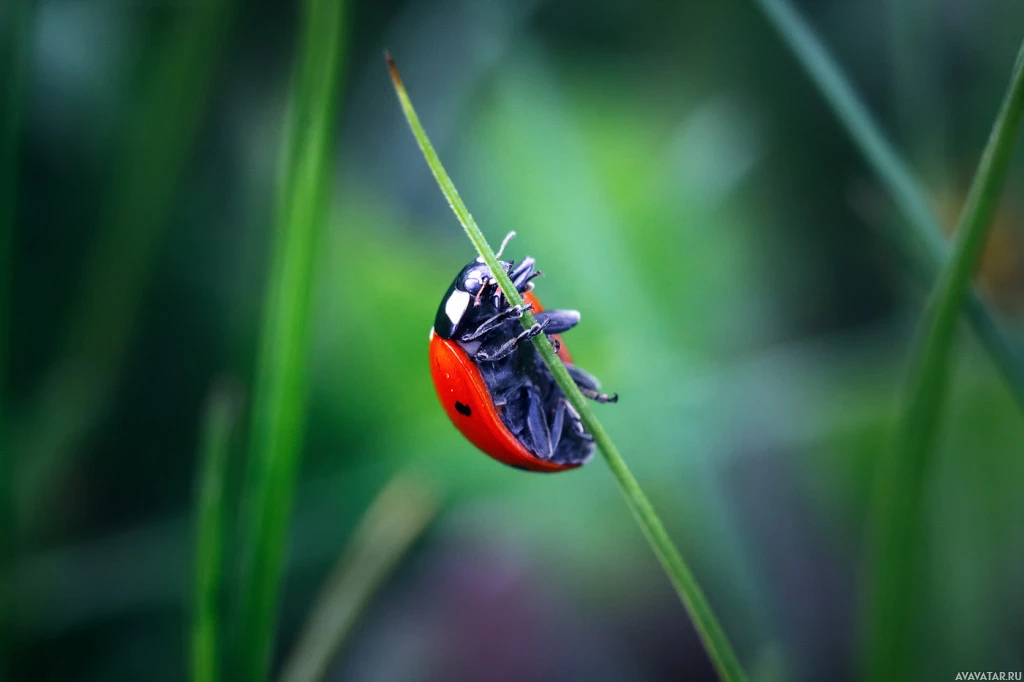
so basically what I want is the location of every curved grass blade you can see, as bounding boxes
[866,39,1024,681]
[385,53,748,682]
[750,0,1024,412]
[191,381,242,682]
[279,473,439,682]
[233,0,348,679]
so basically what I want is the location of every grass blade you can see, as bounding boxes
[0,0,33,673]
[192,381,241,682]
[279,473,439,682]
[750,0,1024,411]
[233,0,348,679]
[385,54,748,682]
[866,40,1024,681]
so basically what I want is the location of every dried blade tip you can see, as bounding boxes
[384,51,403,89]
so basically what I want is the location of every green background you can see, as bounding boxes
[4,0,1024,680]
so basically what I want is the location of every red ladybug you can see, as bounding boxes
[429,237,617,472]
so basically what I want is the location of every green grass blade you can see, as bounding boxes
[192,382,241,682]
[866,40,1024,681]
[233,0,348,679]
[386,54,748,682]
[14,0,235,537]
[750,0,1024,411]
[0,0,33,673]
[279,474,439,682]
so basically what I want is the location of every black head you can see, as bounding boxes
[433,258,500,340]
[433,253,541,340]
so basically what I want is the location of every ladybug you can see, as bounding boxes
[429,235,617,472]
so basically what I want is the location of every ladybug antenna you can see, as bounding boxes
[495,231,516,260]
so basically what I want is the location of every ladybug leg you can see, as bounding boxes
[488,261,540,308]
[460,303,533,342]
[555,397,592,440]
[475,320,549,362]
[579,387,618,403]
[532,309,580,334]
[566,363,619,403]
[546,397,585,455]
[531,396,590,460]
[565,363,599,389]
[525,386,555,459]
[509,257,542,292]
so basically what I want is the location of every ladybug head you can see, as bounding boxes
[456,259,492,296]
[433,259,501,340]
[433,254,540,340]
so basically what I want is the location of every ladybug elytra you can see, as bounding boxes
[429,236,617,472]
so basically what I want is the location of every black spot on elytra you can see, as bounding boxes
[455,401,471,416]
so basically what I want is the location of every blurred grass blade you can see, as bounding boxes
[750,0,1024,411]
[866,40,1024,682]
[0,0,33,672]
[192,381,241,682]
[14,0,235,537]
[386,54,748,682]
[234,0,347,680]
[279,474,439,682]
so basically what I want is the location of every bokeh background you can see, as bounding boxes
[4,0,1024,680]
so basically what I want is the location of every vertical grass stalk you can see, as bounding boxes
[234,0,347,679]
[192,382,241,682]
[750,0,1024,411]
[279,474,439,682]
[386,54,748,682]
[866,39,1024,681]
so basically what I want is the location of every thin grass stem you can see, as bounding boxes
[751,0,1024,412]
[386,53,748,682]
[866,39,1024,681]
[233,0,348,679]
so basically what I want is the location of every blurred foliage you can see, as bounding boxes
[867,41,1024,682]
[3,0,1024,681]
[2,0,35,676]
[280,472,438,682]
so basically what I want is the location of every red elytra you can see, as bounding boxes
[429,291,578,472]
